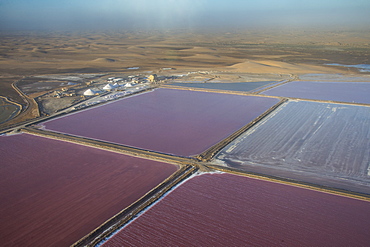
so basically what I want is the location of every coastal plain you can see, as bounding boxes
[1,29,370,246]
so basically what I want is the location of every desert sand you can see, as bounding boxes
[1,29,369,77]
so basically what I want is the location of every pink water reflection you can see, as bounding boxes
[0,133,177,247]
[44,89,279,156]
[262,81,370,104]
[103,173,370,246]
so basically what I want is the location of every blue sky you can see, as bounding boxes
[1,0,369,30]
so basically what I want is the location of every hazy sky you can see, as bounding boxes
[1,0,369,31]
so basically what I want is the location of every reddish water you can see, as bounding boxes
[103,173,370,247]
[0,133,178,247]
[43,88,279,156]
[262,81,370,104]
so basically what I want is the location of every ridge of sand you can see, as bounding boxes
[183,54,223,60]
[180,47,216,53]
[228,60,343,74]
[90,58,116,63]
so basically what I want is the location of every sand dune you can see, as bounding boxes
[229,60,342,74]
[0,30,368,76]
[31,48,48,53]
[91,58,116,63]
[184,54,222,60]
[180,47,216,53]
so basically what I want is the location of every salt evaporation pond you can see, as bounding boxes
[217,101,370,194]
[261,81,370,104]
[169,81,275,92]
[102,173,370,246]
[42,88,279,157]
[0,133,178,247]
